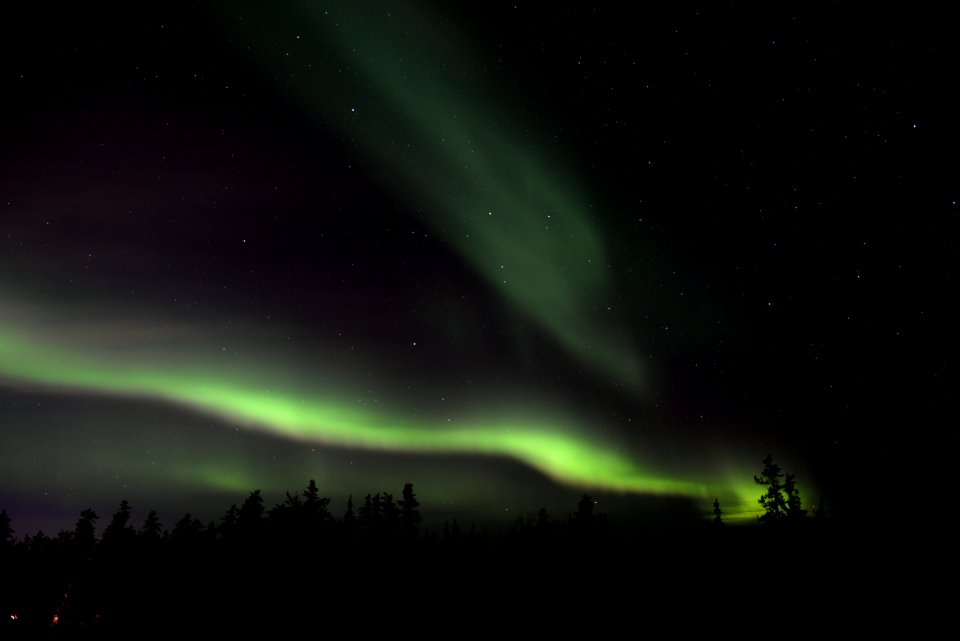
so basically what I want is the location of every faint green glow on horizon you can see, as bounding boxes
[173,464,274,495]
[0,325,737,502]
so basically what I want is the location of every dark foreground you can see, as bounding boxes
[1,519,913,636]
[0,481,944,635]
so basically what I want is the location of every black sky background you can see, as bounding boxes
[1,3,957,529]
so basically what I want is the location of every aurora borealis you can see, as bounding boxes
[1,3,955,533]
[227,0,647,390]
[0,323,697,495]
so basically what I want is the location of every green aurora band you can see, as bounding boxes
[219,0,645,389]
[0,326,695,496]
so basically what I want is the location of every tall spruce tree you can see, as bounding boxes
[398,483,421,538]
[74,508,99,555]
[783,473,807,520]
[754,454,787,523]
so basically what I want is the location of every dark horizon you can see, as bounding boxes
[2,478,852,633]
[1,487,725,544]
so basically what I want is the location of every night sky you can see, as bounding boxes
[1,2,956,534]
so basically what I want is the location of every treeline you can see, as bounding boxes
[0,482,621,632]
[0,468,845,633]
[0,483,614,552]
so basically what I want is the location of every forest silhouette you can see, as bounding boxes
[1,459,847,633]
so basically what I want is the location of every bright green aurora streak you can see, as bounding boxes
[0,326,701,497]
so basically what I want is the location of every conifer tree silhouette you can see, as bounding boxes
[268,491,303,531]
[73,509,99,555]
[358,493,377,533]
[380,492,400,538]
[754,454,787,523]
[171,514,204,540]
[570,494,603,538]
[713,497,723,526]
[359,492,398,537]
[398,483,421,538]
[302,479,333,527]
[575,494,596,522]
[220,504,240,538]
[0,509,13,546]
[140,510,162,540]
[343,495,356,528]
[239,490,264,524]
[102,500,135,543]
[783,473,807,520]
[536,507,550,530]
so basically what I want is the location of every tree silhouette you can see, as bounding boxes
[359,492,400,538]
[381,493,399,535]
[358,493,378,535]
[140,510,162,539]
[398,483,421,538]
[343,495,356,528]
[73,508,99,555]
[754,454,787,523]
[102,500,135,544]
[268,491,303,530]
[219,504,240,540]
[95,500,139,625]
[303,479,320,503]
[171,513,205,545]
[237,489,264,536]
[570,494,609,539]
[754,455,810,525]
[302,479,333,529]
[713,497,723,526]
[536,507,550,530]
[783,473,807,520]
[0,509,13,546]
[575,494,597,522]
[239,490,264,523]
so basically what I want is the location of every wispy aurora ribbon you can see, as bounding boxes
[217,0,646,390]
